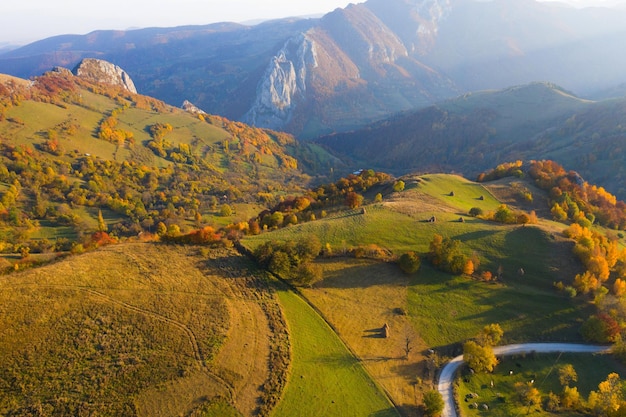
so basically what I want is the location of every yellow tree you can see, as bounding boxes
[463,340,498,373]
[558,364,578,387]
[588,373,623,416]
[478,323,503,347]
[561,386,581,409]
[97,209,107,232]
[614,279,626,298]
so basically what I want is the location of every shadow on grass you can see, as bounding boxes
[363,326,387,338]
[368,406,404,417]
[310,352,359,368]
[391,360,423,383]
[454,229,500,242]
[369,406,408,417]
[314,259,408,289]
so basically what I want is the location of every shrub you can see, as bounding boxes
[398,252,421,274]
[469,207,483,217]
[423,390,444,417]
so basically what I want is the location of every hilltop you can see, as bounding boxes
[1,143,626,414]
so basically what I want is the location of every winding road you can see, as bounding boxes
[437,343,611,417]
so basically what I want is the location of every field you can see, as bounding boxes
[242,173,602,414]
[273,288,397,417]
[457,352,626,416]
[0,170,620,416]
[0,244,275,416]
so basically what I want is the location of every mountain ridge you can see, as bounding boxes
[2,0,625,137]
[316,81,626,199]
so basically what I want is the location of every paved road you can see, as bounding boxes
[437,343,611,417]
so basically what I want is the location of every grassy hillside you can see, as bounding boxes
[0,71,340,261]
[0,244,280,416]
[242,172,602,412]
[273,289,398,417]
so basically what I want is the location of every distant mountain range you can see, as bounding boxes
[317,81,626,199]
[1,0,625,138]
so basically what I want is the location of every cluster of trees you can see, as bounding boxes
[543,367,626,416]
[307,170,391,209]
[253,236,323,286]
[427,234,494,279]
[471,203,538,225]
[476,160,524,182]
[251,170,391,232]
[463,324,503,373]
[98,107,134,146]
[556,223,626,343]
[481,160,626,230]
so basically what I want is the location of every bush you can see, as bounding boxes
[398,252,421,274]
[469,207,483,217]
[393,180,405,192]
[423,390,444,416]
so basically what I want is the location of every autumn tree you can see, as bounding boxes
[558,364,578,387]
[581,314,620,343]
[478,323,503,347]
[561,386,581,409]
[515,381,542,411]
[429,234,469,275]
[463,340,498,373]
[588,373,623,416]
[393,180,405,192]
[97,209,107,232]
[345,191,364,209]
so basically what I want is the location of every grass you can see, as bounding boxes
[300,258,427,415]
[415,174,501,212]
[457,352,626,416]
[241,173,597,414]
[243,174,591,350]
[0,244,275,416]
[273,289,398,417]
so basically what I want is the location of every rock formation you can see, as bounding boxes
[73,58,137,94]
[243,33,317,130]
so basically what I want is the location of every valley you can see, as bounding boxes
[1,0,626,415]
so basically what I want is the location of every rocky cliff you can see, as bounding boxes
[243,33,318,130]
[73,58,137,94]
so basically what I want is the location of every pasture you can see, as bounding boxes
[272,288,398,417]
[457,352,626,416]
[0,244,275,416]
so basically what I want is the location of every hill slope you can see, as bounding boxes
[0,69,339,256]
[0,244,277,416]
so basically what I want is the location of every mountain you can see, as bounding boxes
[316,81,626,199]
[1,1,625,138]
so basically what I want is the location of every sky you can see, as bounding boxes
[1,0,624,46]
[1,0,353,45]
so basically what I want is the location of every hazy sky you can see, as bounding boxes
[1,1,353,44]
[1,0,623,45]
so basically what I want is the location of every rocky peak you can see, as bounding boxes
[182,100,207,115]
[242,33,318,130]
[72,58,137,94]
